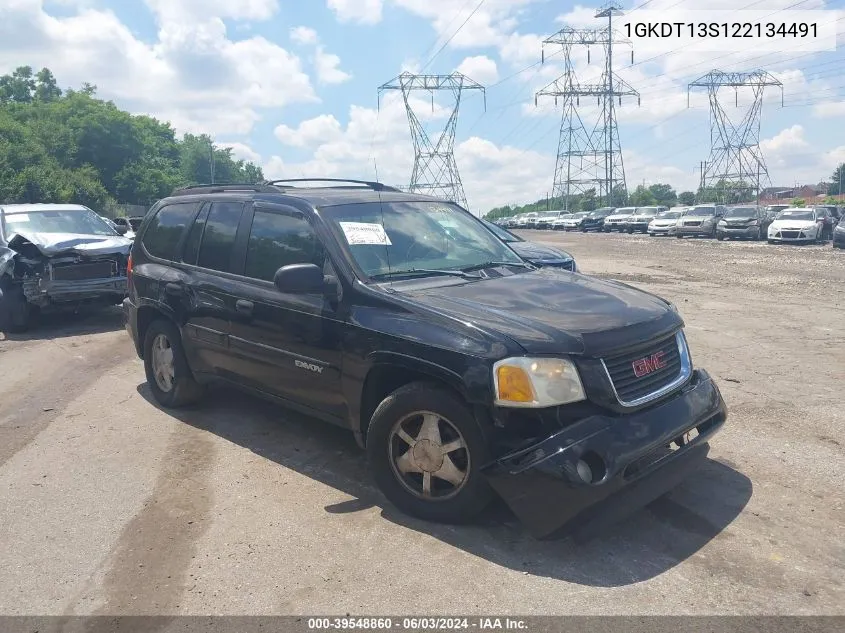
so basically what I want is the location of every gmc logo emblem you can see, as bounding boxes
[632,351,667,377]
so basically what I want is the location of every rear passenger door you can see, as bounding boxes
[226,203,345,421]
[173,199,251,379]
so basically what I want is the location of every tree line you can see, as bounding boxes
[0,66,264,216]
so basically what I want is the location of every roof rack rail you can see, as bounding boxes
[170,183,282,196]
[262,178,402,192]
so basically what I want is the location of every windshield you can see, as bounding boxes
[482,219,521,243]
[324,201,524,279]
[2,208,118,237]
[776,210,815,221]
[656,210,683,219]
[690,206,715,216]
[725,207,757,218]
[613,207,636,215]
[569,212,587,219]
[633,208,659,216]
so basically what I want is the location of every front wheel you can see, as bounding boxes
[366,382,495,524]
[143,319,204,408]
[0,277,31,334]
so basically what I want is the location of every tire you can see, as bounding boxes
[143,318,204,408]
[366,381,495,524]
[716,234,724,241]
[0,277,31,333]
[676,233,683,239]
[767,240,775,245]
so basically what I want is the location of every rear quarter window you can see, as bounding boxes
[141,202,200,260]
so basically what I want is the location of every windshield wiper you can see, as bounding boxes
[370,268,481,281]
[461,261,535,272]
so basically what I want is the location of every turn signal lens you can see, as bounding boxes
[495,366,535,403]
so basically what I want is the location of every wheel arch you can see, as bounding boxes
[136,303,176,359]
[357,355,469,447]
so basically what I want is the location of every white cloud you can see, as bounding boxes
[274,114,344,148]
[290,25,318,45]
[456,55,498,85]
[314,46,352,84]
[218,141,262,164]
[0,1,316,137]
[327,0,383,25]
[813,100,845,118]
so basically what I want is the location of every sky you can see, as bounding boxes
[1,0,844,214]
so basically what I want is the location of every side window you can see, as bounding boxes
[142,202,199,260]
[196,202,244,273]
[244,211,325,283]
[182,205,210,264]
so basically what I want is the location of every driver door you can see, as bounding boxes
[225,203,345,421]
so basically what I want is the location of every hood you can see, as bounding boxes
[8,231,133,257]
[400,268,681,356]
[606,213,630,220]
[722,216,756,222]
[651,218,677,225]
[770,218,816,229]
[509,240,573,263]
[684,214,717,221]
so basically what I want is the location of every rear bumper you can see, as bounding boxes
[481,368,726,539]
[123,297,142,358]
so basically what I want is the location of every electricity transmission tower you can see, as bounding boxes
[378,72,485,210]
[536,1,638,209]
[688,70,783,204]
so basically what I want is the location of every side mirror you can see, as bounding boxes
[114,225,129,236]
[274,263,327,294]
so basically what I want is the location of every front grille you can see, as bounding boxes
[51,261,116,281]
[602,333,686,405]
[782,231,800,239]
[684,221,702,227]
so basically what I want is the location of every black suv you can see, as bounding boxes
[123,180,727,538]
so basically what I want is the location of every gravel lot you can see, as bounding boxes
[0,231,842,616]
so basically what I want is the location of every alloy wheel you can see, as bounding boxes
[151,333,175,392]
[388,411,470,501]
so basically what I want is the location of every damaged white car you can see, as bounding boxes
[0,204,133,332]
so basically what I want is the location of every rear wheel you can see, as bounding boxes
[143,319,204,408]
[0,277,30,334]
[366,382,495,524]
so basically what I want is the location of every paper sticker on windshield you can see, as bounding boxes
[339,222,392,246]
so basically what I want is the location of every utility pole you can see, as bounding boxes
[209,139,215,184]
[378,72,485,211]
[688,70,783,205]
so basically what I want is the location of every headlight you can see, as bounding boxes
[493,357,586,407]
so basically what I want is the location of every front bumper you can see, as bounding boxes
[675,223,715,236]
[627,222,649,232]
[603,221,627,231]
[717,225,760,238]
[481,368,726,539]
[648,224,674,234]
[22,276,128,308]
[768,228,816,242]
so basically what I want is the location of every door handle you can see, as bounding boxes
[164,282,184,297]
[235,299,254,315]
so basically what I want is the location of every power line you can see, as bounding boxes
[420,0,488,72]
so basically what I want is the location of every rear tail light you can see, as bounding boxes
[126,254,133,292]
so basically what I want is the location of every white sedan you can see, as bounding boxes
[767,208,824,244]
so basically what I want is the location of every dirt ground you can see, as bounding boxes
[0,231,842,616]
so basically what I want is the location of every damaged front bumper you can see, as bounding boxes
[481,369,726,539]
[23,276,128,307]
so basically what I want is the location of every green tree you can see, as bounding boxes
[678,191,696,206]
[648,183,677,207]
[791,198,806,207]
[628,184,656,206]
[581,188,597,212]
[34,68,62,102]
[828,163,844,196]
[0,66,36,103]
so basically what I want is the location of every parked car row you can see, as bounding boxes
[495,203,843,246]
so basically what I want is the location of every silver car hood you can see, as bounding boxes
[7,231,133,257]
